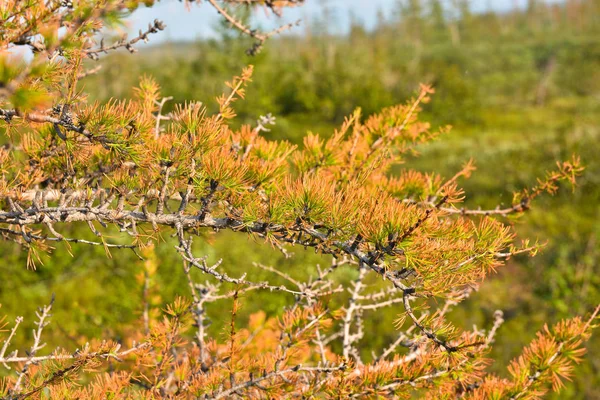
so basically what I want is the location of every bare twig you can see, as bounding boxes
[11,296,55,394]
[85,20,166,60]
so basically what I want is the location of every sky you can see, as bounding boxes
[125,0,563,43]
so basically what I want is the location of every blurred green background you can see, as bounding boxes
[1,0,599,397]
